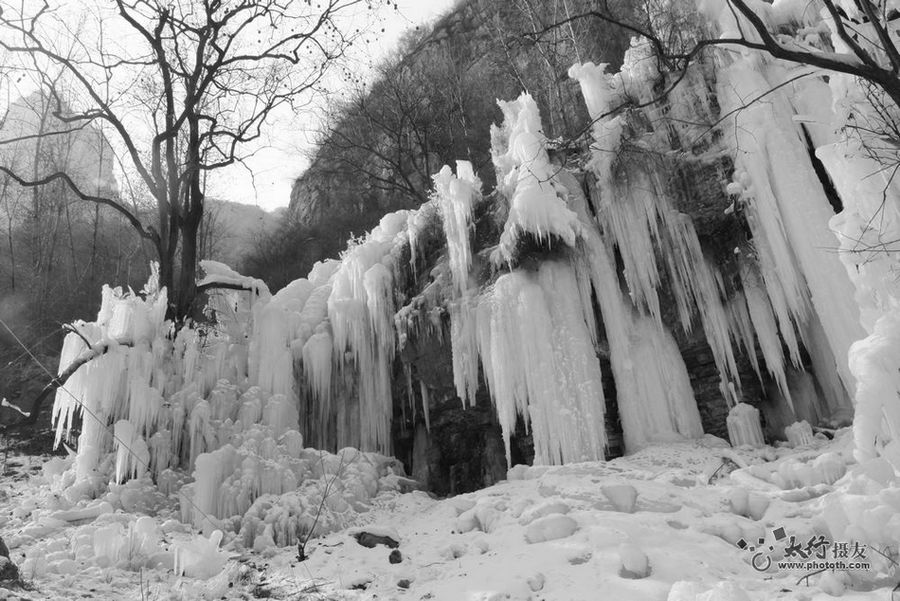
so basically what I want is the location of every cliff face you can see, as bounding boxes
[287,0,633,245]
[272,0,868,490]
[0,91,118,208]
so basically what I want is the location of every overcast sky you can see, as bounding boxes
[205,0,459,212]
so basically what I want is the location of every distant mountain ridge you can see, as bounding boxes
[202,199,281,269]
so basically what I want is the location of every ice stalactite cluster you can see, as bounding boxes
[568,18,866,437]
[325,213,409,453]
[50,274,411,550]
[415,115,613,463]
[433,162,482,407]
[212,211,410,456]
[179,427,407,548]
[452,94,704,459]
[699,0,889,464]
[570,60,746,406]
[490,94,582,264]
[572,196,704,453]
[474,262,607,465]
[52,283,170,489]
[716,56,863,413]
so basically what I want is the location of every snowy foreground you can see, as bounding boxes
[2,431,896,600]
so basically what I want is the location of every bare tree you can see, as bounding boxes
[0,0,376,319]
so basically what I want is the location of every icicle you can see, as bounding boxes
[52,324,97,448]
[419,381,431,432]
[449,296,480,407]
[113,420,149,484]
[433,161,481,295]
[302,325,333,406]
[727,292,761,379]
[188,400,212,469]
[740,264,793,411]
[149,430,172,479]
[474,261,607,466]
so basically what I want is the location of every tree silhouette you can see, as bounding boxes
[0,0,378,318]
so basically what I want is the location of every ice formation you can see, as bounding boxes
[726,403,765,448]
[474,262,607,465]
[433,162,481,406]
[491,94,581,263]
[48,262,412,551]
[784,420,814,448]
[701,0,900,472]
[570,59,746,404]
[716,56,864,408]
[48,2,900,564]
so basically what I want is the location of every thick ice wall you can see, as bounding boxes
[473,262,607,465]
[560,170,705,453]
[325,211,411,454]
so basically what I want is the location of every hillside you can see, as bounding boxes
[284,0,633,266]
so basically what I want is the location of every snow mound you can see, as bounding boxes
[524,514,578,543]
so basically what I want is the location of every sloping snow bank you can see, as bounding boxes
[9,430,893,600]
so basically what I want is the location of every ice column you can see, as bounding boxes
[726,403,765,448]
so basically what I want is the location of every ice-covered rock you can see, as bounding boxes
[618,543,650,579]
[785,421,814,447]
[517,500,570,525]
[173,530,228,580]
[524,514,578,543]
[602,484,638,513]
[526,572,545,592]
[726,403,765,448]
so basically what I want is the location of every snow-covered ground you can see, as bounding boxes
[1,430,894,600]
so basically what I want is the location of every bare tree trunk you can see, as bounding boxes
[1,177,14,290]
[177,219,199,319]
